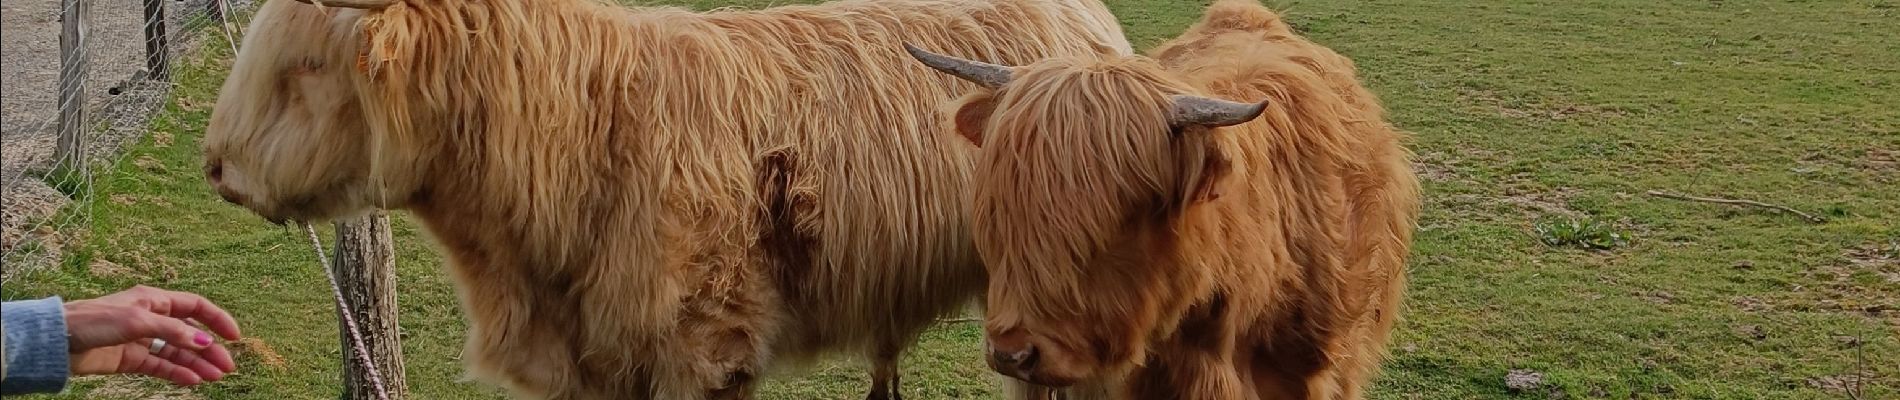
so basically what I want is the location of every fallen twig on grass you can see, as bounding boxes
[1645,190,1826,223]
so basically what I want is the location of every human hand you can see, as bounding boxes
[61,285,244,386]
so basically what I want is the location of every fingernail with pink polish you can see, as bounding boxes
[195,332,212,346]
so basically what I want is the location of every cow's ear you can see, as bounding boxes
[945,91,999,147]
[1181,129,1232,205]
[1190,148,1231,204]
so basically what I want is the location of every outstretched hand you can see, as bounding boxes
[61,285,244,386]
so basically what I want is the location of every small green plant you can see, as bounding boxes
[1533,216,1630,250]
[1823,204,1850,219]
[38,163,91,199]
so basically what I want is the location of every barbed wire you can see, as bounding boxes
[2,0,258,283]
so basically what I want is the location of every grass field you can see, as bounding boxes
[3,0,1895,398]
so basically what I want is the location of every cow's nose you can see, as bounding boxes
[204,159,225,183]
[215,186,242,205]
[988,343,1040,378]
[205,160,241,204]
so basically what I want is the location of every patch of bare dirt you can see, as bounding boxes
[235,337,289,372]
[1732,296,1772,313]
[133,155,167,173]
[1805,373,1872,398]
[1732,324,1767,342]
[1,179,67,248]
[1833,335,1862,348]
[1789,241,1900,323]
[75,375,206,400]
[1500,183,1582,218]
[1503,369,1545,392]
[1,179,71,281]
[1793,148,1895,183]
[1411,150,1461,183]
[1640,290,1676,305]
[88,258,135,278]
[1843,241,1898,278]
[2,180,69,281]
[95,237,181,282]
[1861,149,1895,174]
[174,96,208,113]
[1790,152,1833,175]
[152,130,174,148]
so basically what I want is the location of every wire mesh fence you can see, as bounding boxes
[1,0,257,283]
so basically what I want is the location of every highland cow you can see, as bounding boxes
[200,0,1130,398]
[902,0,1420,398]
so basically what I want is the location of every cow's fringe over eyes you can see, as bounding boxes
[970,57,1197,317]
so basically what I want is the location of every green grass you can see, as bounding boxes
[5,0,1896,398]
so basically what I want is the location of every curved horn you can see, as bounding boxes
[1170,95,1269,128]
[904,43,1014,89]
[293,0,395,9]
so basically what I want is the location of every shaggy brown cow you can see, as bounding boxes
[199,0,1130,398]
[902,0,1421,398]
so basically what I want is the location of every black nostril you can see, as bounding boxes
[206,163,224,181]
[1014,346,1039,371]
[993,345,1039,371]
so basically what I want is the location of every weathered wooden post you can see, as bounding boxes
[55,0,90,176]
[142,0,169,81]
[331,212,408,399]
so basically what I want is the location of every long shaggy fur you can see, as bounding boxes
[202,0,1130,398]
[940,1,1419,398]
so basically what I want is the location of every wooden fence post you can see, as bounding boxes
[331,212,408,400]
[55,0,90,176]
[142,0,168,81]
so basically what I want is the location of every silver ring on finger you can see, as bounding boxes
[149,338,167,354]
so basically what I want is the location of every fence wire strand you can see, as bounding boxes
[3,0,258,283]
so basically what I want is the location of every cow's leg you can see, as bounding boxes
[704,366,759,400]
[866,343,904,400]
[1125,353,1248,400]
[1118,294,1248,399]
[443,254,584,399]
[1325,336,1380,400]
[1243,339,1342,400]
[1329,291,1404,400]
[865,360,899,400]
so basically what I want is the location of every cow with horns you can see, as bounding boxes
[199,0,1131,398]
[900,0,1421,398]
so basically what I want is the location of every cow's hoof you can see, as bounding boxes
[863,389,901,400]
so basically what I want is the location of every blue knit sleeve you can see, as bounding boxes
[2,296,71,395]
